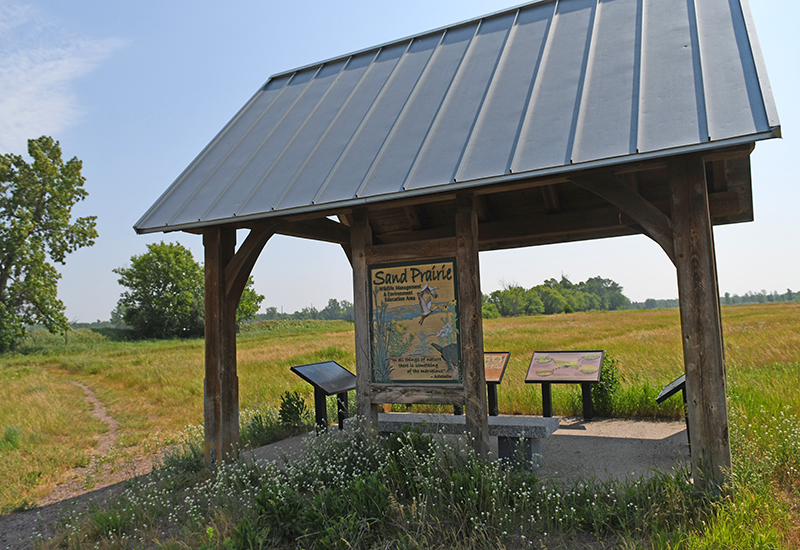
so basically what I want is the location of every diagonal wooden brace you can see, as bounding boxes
[569,174,676,266]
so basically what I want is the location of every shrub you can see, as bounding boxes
[279,391,311,430]
[592,353,620,416]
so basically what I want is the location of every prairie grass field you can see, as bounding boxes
[0,303,798,548]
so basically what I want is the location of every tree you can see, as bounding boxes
[114,241,264,339]
[0,136,97,351]
[237,276,265,326]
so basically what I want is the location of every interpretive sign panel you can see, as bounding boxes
[290,361,356,395]
[525,351,604,383]
[484,352,510,384]
[369,259,460,384]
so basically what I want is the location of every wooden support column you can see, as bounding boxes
[204,227,237,468]
[455,194,490,458]
[203,222,277,468]
[351,209,379,425]
[670,155,731,493]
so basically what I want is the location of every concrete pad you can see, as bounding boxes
[536,417,691,482]
[247,417,691,484]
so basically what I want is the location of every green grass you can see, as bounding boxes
[1,305,799,546]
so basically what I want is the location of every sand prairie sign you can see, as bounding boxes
[369,259,461,384]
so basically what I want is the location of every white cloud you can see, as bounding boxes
[0,2,122,154]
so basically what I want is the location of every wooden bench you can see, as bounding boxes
[376,412,559,467]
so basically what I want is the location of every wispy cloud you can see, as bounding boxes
[0,2,122,154]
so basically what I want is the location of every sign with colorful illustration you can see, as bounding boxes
[525,350,604,383]
[369,259,460,384]
[484,352,510,384]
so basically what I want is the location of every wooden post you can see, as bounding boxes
[351,209,379,426]
[670,155,731,493]
[204,227,238,468]
[455,194,490,458]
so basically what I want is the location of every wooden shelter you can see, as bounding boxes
[135,0,780,492]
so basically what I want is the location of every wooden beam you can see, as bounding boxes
[374,225,455,246]
[569,174,676,265]
[670,155,731,494]
[351,208,379,425]
[479,205,624,245]
[475,196,489,222]
[403,205,424,230]
[455,194,489,458]
[541,184,560,213]
[699,142,754,162]
[480,225,641,252]
[366,237,457,265]
[277,218,350,244]
[203,227,238,468]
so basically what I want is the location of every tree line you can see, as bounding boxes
[482,276,630,318]
[629,289,799,310]
[254,298,354,322]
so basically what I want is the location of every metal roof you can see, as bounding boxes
[135,0,780,234]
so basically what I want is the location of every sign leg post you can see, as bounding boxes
[542,383,553,417]
[314,387,328,431]
[488,383,499,416]
[337,392,348,430]
[581,383,594,420]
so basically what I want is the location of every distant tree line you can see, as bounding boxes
[481,277,630,318]
[629,288,799,310]
[254,298,354,322]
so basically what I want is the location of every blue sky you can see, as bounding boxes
[1,0,796,322]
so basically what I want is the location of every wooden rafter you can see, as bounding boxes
[277,217,349,244]
[569,174,677,265]
[541,184,560,213]
[403,205,424,230]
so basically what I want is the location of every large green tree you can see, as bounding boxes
[0,136,97,351]
[114,241,265,339]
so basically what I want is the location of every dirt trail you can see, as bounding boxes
[37,382,122,507]
[0,381,158,550]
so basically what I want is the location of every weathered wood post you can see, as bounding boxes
[455,194,490,458]
[202,223,276,468]
[670,155,732,493]
[203,227,238,468]
[351,208,379,426]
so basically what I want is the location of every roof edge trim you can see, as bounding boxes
[134,132,773,235]
[739,0,781,129]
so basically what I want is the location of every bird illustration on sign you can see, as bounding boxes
[417,283,438,324]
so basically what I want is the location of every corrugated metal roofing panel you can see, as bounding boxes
[457,3,554,181]
[357,24,479,198]
[696,0,768,141]
[136,0,780,234]
[513,0,597,171]
[571,0,639,163]
[405,13,516,190]
[638,0,706,152]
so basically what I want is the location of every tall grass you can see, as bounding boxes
[1,304,799,519]
[0,364,106,513]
